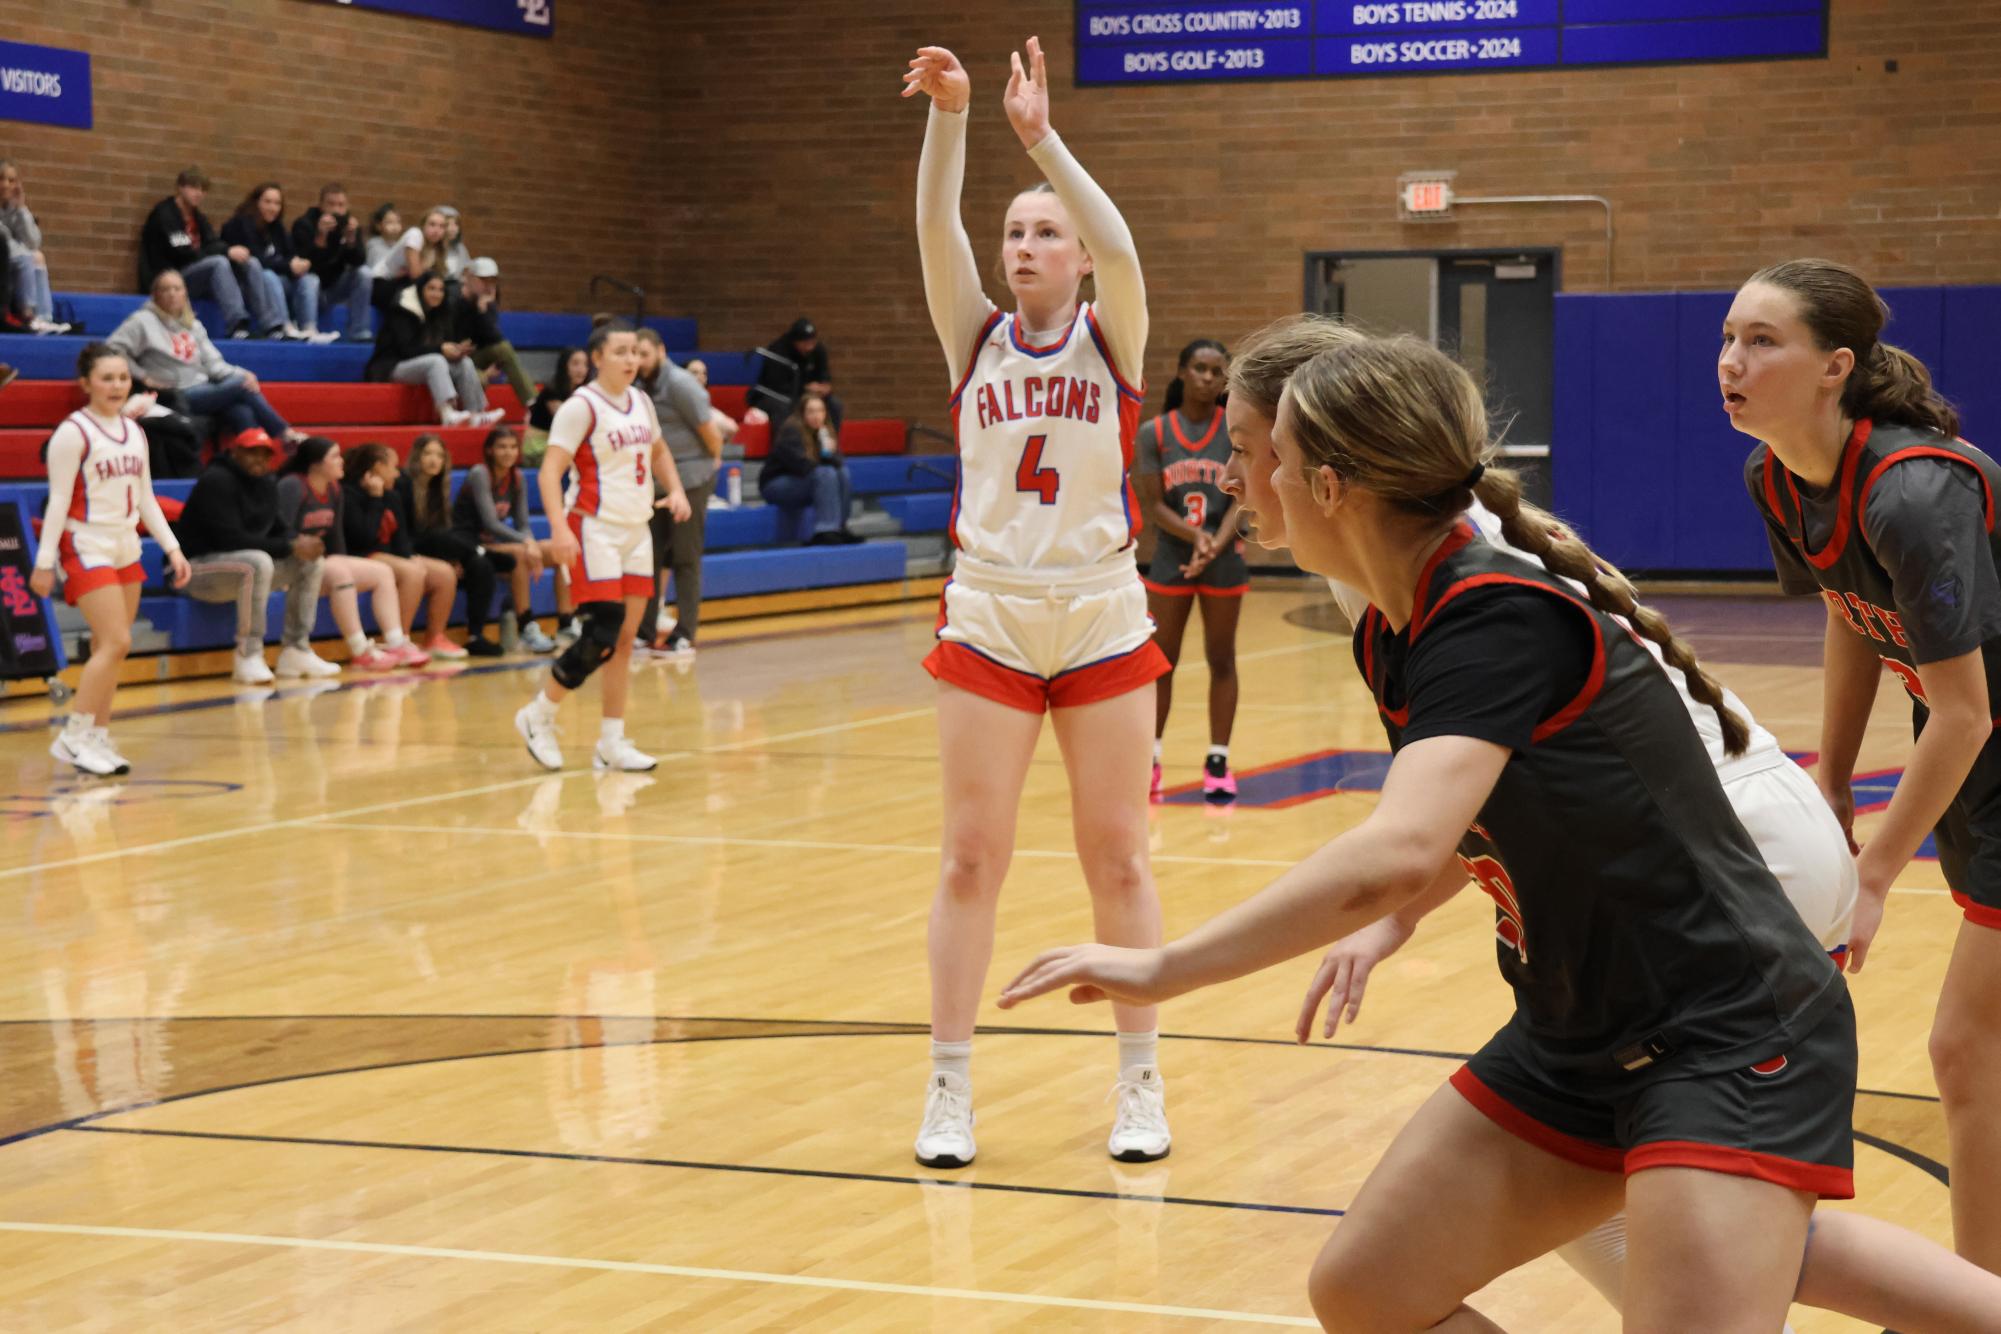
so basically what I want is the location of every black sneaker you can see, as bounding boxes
[228,320,252,339]
[465,637,504,658]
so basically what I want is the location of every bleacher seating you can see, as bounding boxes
[0,294,956,664]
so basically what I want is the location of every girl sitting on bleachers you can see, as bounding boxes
[399,432,502,657]
[274,437,426,671]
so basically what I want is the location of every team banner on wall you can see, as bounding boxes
[1076,0,1828,85]
[0,40,93,130]
[314,0,554,38]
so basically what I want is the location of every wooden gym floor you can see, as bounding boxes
[0,584,1957,1330]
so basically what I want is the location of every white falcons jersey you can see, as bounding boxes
[553,383,660,526]
[948,303,1144,570]
[62,411,150,526]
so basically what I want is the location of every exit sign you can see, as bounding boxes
[1399,172,1456,221]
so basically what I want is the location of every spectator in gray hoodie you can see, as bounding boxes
[108,270,305,446]
[0,159,63,332]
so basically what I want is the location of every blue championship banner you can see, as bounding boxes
[313,0,554,39]
[0,40,92,130]
[1077,0,1827,85]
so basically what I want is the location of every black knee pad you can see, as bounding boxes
[550,601,624,688]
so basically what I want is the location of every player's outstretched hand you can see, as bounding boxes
[1293,916,1411,1044]
[902,46,970,114]
[1003,36,1052,149]
[166,549,192,590]
[1843,881,1888,974]
[998,943,1170,1009]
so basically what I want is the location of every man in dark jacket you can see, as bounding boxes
[751,317,842,428]
[450,257,534,410]
[137,166,259,340]
[290,182,373,342]
[178,430,329,684]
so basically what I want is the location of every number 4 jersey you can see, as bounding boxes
[947,303,1144,571]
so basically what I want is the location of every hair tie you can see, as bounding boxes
[1462,462,1485,490]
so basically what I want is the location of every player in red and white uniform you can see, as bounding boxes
[515,323,690,773]
[904,37,1172,1169]
[32,343,190,776]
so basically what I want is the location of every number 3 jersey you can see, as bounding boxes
[1136,408,1233,551]
[947,302,1144,571]
[1357,523,1841,1089]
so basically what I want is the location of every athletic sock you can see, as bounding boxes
[600,718,625,746]
[1152,738,1163,763]
[382,629,410,649]
[526,691,558,722]
[65,710,94,735]
[345,632,371,655]
[930,1039,972,1082]
[1205,745,1229,776]
[1117,1029,1160,1077]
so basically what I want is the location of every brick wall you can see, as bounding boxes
[7,2,1998,428]
[652,0,2001,425]
[4,0,671,315]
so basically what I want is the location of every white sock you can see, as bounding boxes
[65,710,94,734]
[1117,1030,1160,1076]
[1207,744,1229,764]
[526,691,558,722]
[1152,738,1163,763]
[382,629,409,648]
[930,1039,972,1082]
[345,632,371,655]
[600,718,625,746]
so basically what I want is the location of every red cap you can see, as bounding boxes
[229,428,280,453]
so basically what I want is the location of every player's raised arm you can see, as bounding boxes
[905,46,996,378]
[1007,36,1146,383]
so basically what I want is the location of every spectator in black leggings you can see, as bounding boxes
[398,433,503,657]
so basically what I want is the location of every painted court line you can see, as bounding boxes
[0,707,935,882]
[0,1220,1319,1327]
[312,821,1304,869]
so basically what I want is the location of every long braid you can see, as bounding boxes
[1474,466,1751,756]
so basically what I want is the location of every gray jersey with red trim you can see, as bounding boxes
[1136,408,1233,541]
[1748,419,2001,713]
[1357,526,1842,1090]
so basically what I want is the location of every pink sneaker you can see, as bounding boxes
[350,646,400,671]
[387,641,432,667]
[1201,759,1237,806]
[1149,761,1164,804]
[424,636,469,660]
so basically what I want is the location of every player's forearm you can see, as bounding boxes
[1861,711,1988,882]
[1026,130,1146,376]
[538,456,569,531]
[1388,859,1471,936]
[917,105,993,373]
[1818,612,1880,786]
[1159,822,1446,998]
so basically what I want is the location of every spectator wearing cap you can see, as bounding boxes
[177,429,331,685]
[450,257,533,411]
[108,269,307,446]
[0,159,67,333]
[138,166,272,340]
[752,317,842,428]
[290,182,374,342]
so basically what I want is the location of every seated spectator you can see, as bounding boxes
[451,257,534,411]
[527,345,589,461]
[399,432,503,656]
[138,166,271,339]
[637,329,724,654]
[274,437,428,670]
[436,206,472,283]
[371,205,448,307]
[176,429,330,684]
[454,426,562,653]
[109,270,308,446]
[684,358,742,440]
[752,317,841,427]
[341,442,465,659]
[363,272,504,427]
[762,392,858,545]
[0,159,68,334]
[221,182,332,342]
[289,182,374,343]
[364,203,403,273]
